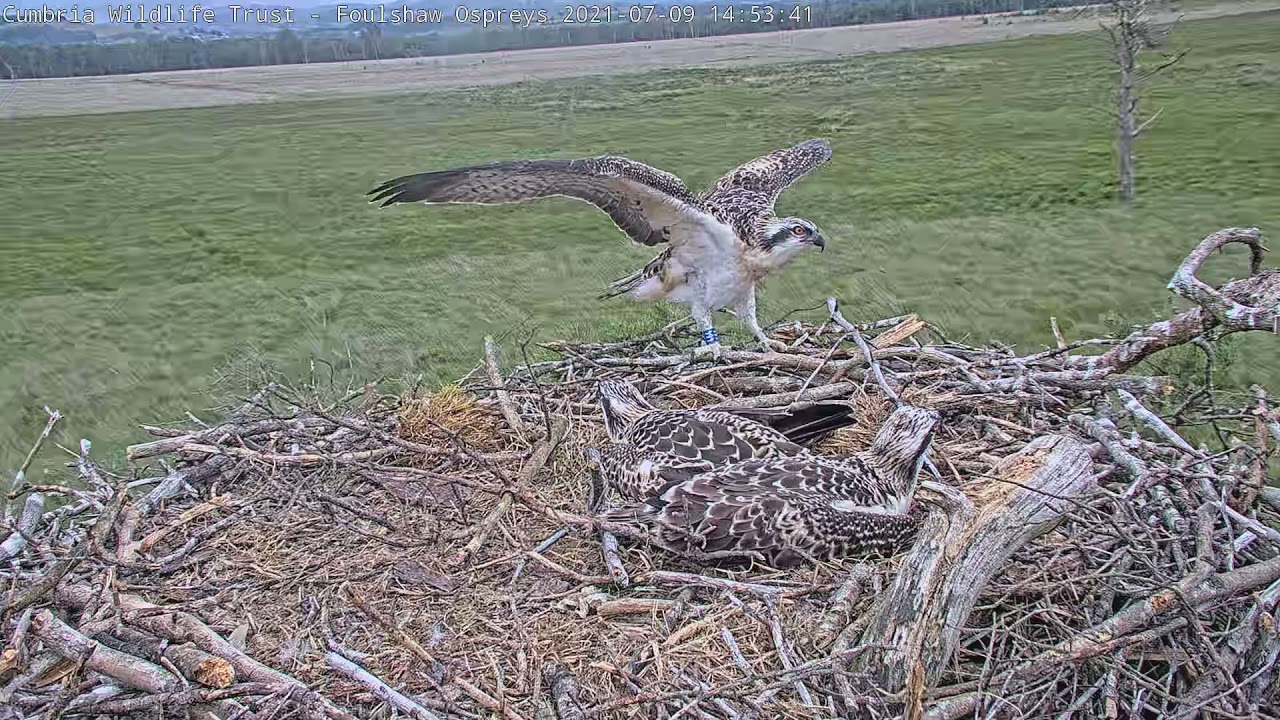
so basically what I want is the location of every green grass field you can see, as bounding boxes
[3,10,1279,473]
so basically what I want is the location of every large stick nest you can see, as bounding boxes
[2,227,1279,720]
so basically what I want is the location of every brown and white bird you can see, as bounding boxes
[591,378,856,500]
[367,140,832,359]
[602,405,942,568]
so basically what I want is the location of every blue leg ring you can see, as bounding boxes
[701,328,720,345]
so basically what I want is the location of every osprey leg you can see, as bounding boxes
[691,305,722,360]
[737,287,786,352]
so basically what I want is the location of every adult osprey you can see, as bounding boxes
[367,139,832,358]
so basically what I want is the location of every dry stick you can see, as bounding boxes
[543,662,587,720]
[1221,503,1280,546]
[4,406,60,512]
[67,682,276,715]
[595,598,699,618]
[30,609,181,694]
[814,564,873,649]
[599,530,631,588]
[763,596,813,707]
[641,570,800,598]
[1050,316,1068,349]
[123,416,331,461]
[485,335,532,444]
[53,583,354,720]
[870,314,927,350]
[828,297,948,479]
[1075,227,1279,374]
[347,587,523,720]
[1116,388,1204,457]
[525,550,614,585]
[827,297,900,405]
[850,435,1097,691]
[324,651,443,720]
[453,418,567,566]
[0,491,45,563]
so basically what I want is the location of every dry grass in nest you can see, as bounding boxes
[398,383,501,450]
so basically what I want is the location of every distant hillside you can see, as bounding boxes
[1,0,1088,78]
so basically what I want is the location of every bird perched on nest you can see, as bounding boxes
[602,405,942,568]
[367,140,832,360]
[591,378,858,500]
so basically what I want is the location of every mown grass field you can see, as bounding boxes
[2,9,1279,473]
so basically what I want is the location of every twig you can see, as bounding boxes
[325,651,443,720]
[4,407,60,515]
[827,297,900,404]
[453,419,567,565]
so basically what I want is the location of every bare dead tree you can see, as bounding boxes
[1102,0,1186,202]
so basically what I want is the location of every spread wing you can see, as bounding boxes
[700,138,832,243]
[706,139,833,205]
[368,156,707,247]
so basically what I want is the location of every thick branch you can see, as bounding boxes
[1075,227,1277,373]
[850,435,1097,692]
[31,609,181,694]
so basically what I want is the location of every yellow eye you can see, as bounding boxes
[791,225,807,236]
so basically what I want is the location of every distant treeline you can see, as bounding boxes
[0,0,1085,79]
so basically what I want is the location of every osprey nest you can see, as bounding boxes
[5,227,1280,720]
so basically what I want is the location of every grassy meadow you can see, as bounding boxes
[2,9,1279,473]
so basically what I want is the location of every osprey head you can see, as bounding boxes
[760,217,826,259]
[596,379,655,441]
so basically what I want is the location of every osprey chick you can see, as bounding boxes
[603,405,942,568]
[591,378,857,500]
[367,139,832,358]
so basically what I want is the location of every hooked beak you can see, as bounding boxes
[812,233,826,252]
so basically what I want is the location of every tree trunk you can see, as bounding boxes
[848,435,1097,706]
[1117,34,1138,203]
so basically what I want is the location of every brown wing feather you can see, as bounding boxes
[701,139,832,243]
[604,454,920,568]
[368,156,704,247]
[706,139,832,203]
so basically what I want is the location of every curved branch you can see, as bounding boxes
[848,436,1097,697]
[1075,227,1278,374]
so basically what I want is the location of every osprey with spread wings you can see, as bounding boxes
[367,139,832,358]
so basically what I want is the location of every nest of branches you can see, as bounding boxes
[3,227,1280,720]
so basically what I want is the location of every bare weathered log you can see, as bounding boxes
[30,609,181,693]
[54,583,351,720]
[850,435,1097,692]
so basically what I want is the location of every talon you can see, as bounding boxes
[756,336,789,352]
